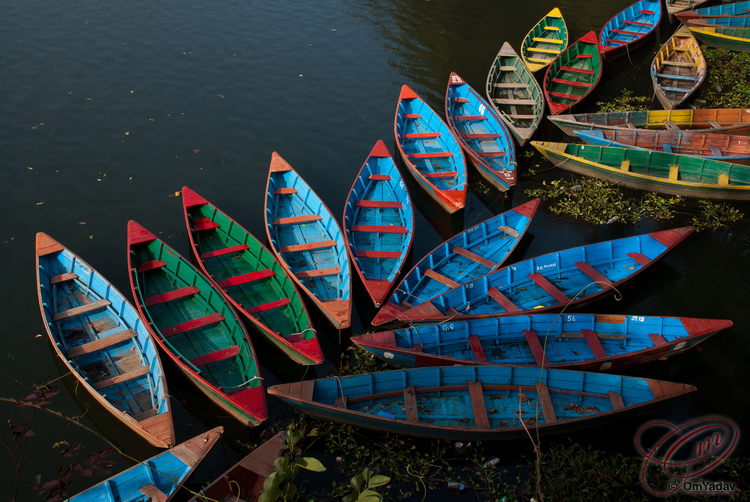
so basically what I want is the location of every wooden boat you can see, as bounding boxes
[394,227,694,324]
[445,72,517,191]
[574,129,750,163]
[521,8,569,72]
[181,187,322,366]
[532,141,750,200]
[69,427,223,502]
[598,0,661,62]
[267,366,696,441]
[548,108,750,137]
[36,233,175,449]
[352,314,733,372]
[188,431,284,502]
[687,19,750,52]
[485,42,545,147]
[650,26,706,110]
[371,199,540,327]
[667,0,710,23]
[127,221,268,427]
[543,31,602,115]
[265,153,352,330]
[343,140,415,308]
[394,84,468,213]
[676,0,750,23]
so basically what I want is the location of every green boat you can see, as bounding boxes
[521,8,568,72]
[687,20,750,53]
[532,141,750,200]
[181,187,323,366]
[543,31,602,115]
[486,42,544,147]
[127,220,268,427]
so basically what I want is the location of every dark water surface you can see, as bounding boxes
[3,0,750,499]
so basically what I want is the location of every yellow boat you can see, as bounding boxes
[521,8,568,73]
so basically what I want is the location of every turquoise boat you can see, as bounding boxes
[265,152,352,330]
[267,366,696,440]
[395,227,694,324]
[181,186,323,366]
[343,140,414,308]
[36,233,174,449]
[687,19,750,52]
[371,199,540,326]
[676,0,750,23]
[68,427,222,502]
[128,221,268,427]
[445,72,517,192]
[598,0,662,62]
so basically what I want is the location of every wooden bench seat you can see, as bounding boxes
[581,329,608,359]
[50,273,77,285]
[65,329,137,359]
[527,47,560,54]
[532,37,563,44]
[560,66,596,75]
[611,28,641,36]
[247,297,291,315]
[193,218,220,232]
[523,329,550,366]
[493,98,538,105]
[403,114,422,119]
[162,313,225,337]
[477,151,506,157]
[608,391,625,410]
[200,244,249,260]
[529,273,570,304]
[217,269,275,288]
[351,224,408,234]
[369,174,391,181]
[403,386,419,422]
[190,345,240,367]
[355,250,402,259]
[423,269,461,288]
[422,171,458,178]
[536,383,558,423]
[467,335,487,363]
[139,484,168,502]
[272,214,322,225]
[280,240,337,253]
[92,365,150,390]
[549,91,580,100]
[356,200,403,209]
[137,260,167,272]
[53,299,110,322]
[400,132,441,139]
[487,287,519,312]
[625,19,653,27]
[492,82,530,89]
[628,252,651,266]
[649,332,668,346]
[144,286,200,307]
[274,187,298,195]
[462,133,502,139]
[467,380,490,428]
[453,247,497,269]
[450,97,470,103]
[453,115,489,121]
[574,261,614,288]
[656,73,701,81]
[551,78,591,89]
[407,152,454,159]
[295,267,341,279]
[498,225,520,238]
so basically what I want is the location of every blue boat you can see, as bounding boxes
[371,199,540,326]
[676,0,750,23]
[598,0,662,62]
[128,221,268,427]
[265,152,352,330]
[396,227,694,324]
[691,14,750,27]
[445,72,517,192]
[36,233,175,449]
[68,427,223,502]
[394,84,468,214]
[267,366,696,440]
[352,313,733,372]
[343,140,415,308]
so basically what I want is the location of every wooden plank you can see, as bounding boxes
[669,164,679,181]
[649,332,668,346]
[462,133,501,139]
[487,287,519,312]
[247,297,291,315]
[423,269,461,289]
[608,391,625,410]
[190,345,240,367]
[351,224,407,234]
[53,299,110,322]
[523,329,550,366]
[497,225,519,238]
[574,261,614,287]
[193,220,220,231]
[620,159,631,172]
[453,247,497,269]
[403,386,419,423]
[140,484,168,502]
[356,200,403,209]
[467,335,487,363]
[217,269,274,288]
[273,214,322,225]
[401,132,440,139]
[280,240,337,253]
[581,329,609,359]
[200,245,250,260]
[274,187,298,195]
[536,383,558,424]
[162,313,225,337]
[137,260,167,273]
[528,273,570,304]
[454,115,489,121]
[493,82,530,88]
[422,171,458,178]
[295,267,341,279]
[467,381,491,428]
[334,396,348,408]
[50,273,77,285]
[628,252,651,266]
[92,365,150,390]
[355,250,402,259]
[407,152,454,159]
[493,98,538,105]
[144,286,200,308]
[65,329,137,359]
[369,174,391,181]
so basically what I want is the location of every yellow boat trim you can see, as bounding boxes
[669,164,679,181]
[533,37,563,44]
[544,26,561,31]
[527,56,552,63]
[646,109,693,127]
[690,27,750,44]
[528,47,560,54]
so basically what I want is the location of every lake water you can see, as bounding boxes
[3,0,750,499]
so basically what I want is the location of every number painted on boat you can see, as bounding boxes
[630,316,645,322]
[466,283,473,289]
[479,104,486,115]
[535,262,557,272]
[400,181,405,189]
[441,323,455,331]
[566,315,576,322]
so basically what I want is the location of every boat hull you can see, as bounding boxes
[543,31,602,115]
[598,0,662,62]
[651,26,706,110]
[521,8,569,72]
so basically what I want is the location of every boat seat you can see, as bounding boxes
[611,29,642,36]
[200,244,250,260]
[620,159,631,171]
[422,171,458,178]
[576,54,593,59]
[608,391,625,410]
[660,86,691,93]
[53,299,111,322]
[65,329,137,359]
[649,332,668,346]
[662,143,673,153]
[453,247,497,269]
[486,287,519,312]
[403,114,422,119]
[295,267,341,279]
[462,133,502,139]
[560,66,596,75]
[272,214,322,225]
[527,47,560,54]
[280,240,337,253]
[162,313,225,337]
[351,224,408,234]
[655,73,701,81]
[190,345,241,367]
[581,329,608,359]
[407,152,454,158]
[529,273,570,304]
[662,120,680,131]
[453,115,489,121]
[217,269,275,288]
[410,344,423,352]
[92,365,150,390]
[669,164,680,181]
[543,25,560,31]
[548,91,580,100]
[526,57,552,64]
[467,380,491,428]
[274,187,297,195]
[509,114,537,119]
[334,396,348,408]
[50,273,77,285]
[532,37,563,44]
[369,174,391,181]
[401,132,440,139]
[356,200,403,209]
[628,252,651,266]
[624,19,653,27]
[492,83,530,88]
[551,78,591,89]
[709,146,723,157]
[662,61,695,67]
[403,386,419,422]
[493,98,537,105]
[247,297,291,315]
[718,174,730,186]
[355,250,402,259]
[137,260,167,273]
[708,120,722,129]
[451,97,470,103]
[477,151,506,157]
[498,225,520,238]
[467,335,488,363]
[523,329,550,366]
[424,269,461,288]
[498,65,519,71]
[640,9,655,14]
[144,286,200,307]
[574,261,614,288]
[536,383,558,423]
[605,39,626,45]
[140,484,168,502]
[193,218,220,232]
